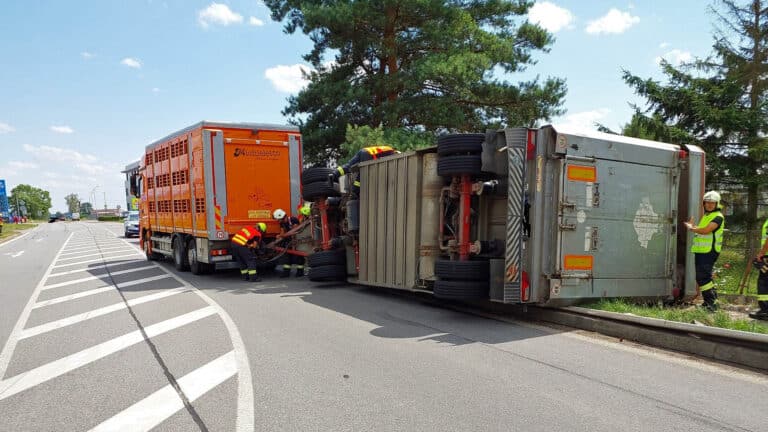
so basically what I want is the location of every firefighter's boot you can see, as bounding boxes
[295,267,304,277]
[280,266,291,278]
[702,288,718,312]
[241,270,249,281]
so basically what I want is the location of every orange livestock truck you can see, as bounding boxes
[130,121,303,274]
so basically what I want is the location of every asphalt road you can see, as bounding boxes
[0,222,766,432]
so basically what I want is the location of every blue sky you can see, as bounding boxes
[0,1,717,212]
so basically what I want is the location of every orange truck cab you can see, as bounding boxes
[131,121,302,274]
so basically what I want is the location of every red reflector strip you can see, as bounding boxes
[211,249,228,256]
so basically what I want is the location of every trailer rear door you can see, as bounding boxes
[558,159,675,294]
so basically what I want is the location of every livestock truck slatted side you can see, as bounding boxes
[138,121,302,273]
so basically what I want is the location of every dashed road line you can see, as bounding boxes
[88,351,236,432]
[19,286,189,340]
[41,265,156,290]
[0,307,217,401]
[33,286,116,309]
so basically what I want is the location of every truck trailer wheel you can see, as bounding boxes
[437,154,482,177]
[187,239,213,275]
[173,237,190,271]
[433,279,489,300]
[308,264,347,282]
[301,167,336,185]
[307,249,346,267]
[435,259,490,281]
[437,134,485,156]
[302,181,341,201]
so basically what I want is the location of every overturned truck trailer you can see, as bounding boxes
[307,126,705,306]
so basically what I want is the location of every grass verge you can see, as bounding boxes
[584,299,768,334]
[0,223,37,241]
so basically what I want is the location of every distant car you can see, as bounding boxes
[49,216,58,223]
[124,211,139,237]
[71,212,80,221]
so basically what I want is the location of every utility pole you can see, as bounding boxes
[103,192,107,210]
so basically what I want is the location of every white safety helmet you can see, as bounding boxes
[703,191,721,203]
[272,208,286,220]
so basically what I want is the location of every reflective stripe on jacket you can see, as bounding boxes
[691,211,724,254]
[364,146,395,159]
[232,226,261,246]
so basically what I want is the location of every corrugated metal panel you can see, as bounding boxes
[358,152,422,289]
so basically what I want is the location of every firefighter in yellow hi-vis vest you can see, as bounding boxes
[749,218,768,320]
[231,223,266,282]
[684,191,725,311]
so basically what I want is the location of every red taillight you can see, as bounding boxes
[521,271,530,302]
[678,149,688,159]
[211,249,228,256]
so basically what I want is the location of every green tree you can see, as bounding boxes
[65,193,80,214]
[265,0,566,163]
[622,0,768,252]
[9,184,52,219]
[79,202,93,216]
[340,124,434,158]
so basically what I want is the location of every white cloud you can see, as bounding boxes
[249,16,264,26]
[198,3,243,28]
[655,48,692,66]
[586,9,639,35]
[152,87,161,93]
[554,108,611,134]
[265,64,312,93]
[81,51,95,59]
[659,42,670,49]
[528,2,574,33]
[50,125,74,134]
[3,144,126,214]
[121,57,142,69]
[0,122,15,134]
[8,161,39,170]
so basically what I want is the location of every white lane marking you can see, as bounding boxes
[56,250,138,262]
[0,307,217,401]
[33,287,115,309]
[0,228,35,249]
[59,246,128,256]
[0,232,74,380]
[10,251,24,258]
[42,265,156,290]
[19,287,188,340]
[52,253,144,269]
[35,238,43,242]
[47,261,140,278]
[115,236,255,431]
[88,351,237,432]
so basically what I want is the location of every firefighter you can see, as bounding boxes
[329,146,398,195]
[298,202,312,221]
[231,222,266,282]
[684,191,725,311]
[749,217,768,320]
[273,208,305,277]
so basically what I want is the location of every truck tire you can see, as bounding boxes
[437,154,482,177]
[307,249,346,267]
[435,259,490,281]
[302,181,341,201]
[433,279,489,300]
[437,134,485,156]
[173,237,189,271]
[187,239,213,275]
[308,264,347,282]
[302,167,336,185]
